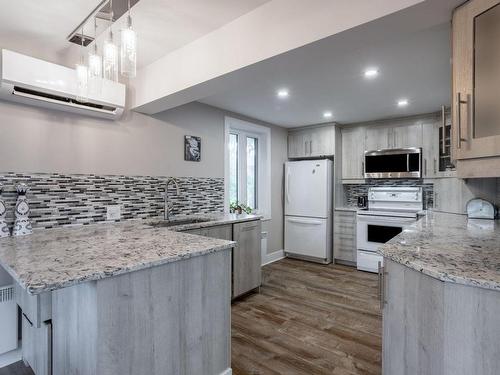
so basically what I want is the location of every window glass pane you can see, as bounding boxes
[229,133,239,205]
[246,137,258,209]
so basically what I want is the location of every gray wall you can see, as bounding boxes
[0,99,286,254]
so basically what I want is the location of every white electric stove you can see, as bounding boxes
[356,186,423,273]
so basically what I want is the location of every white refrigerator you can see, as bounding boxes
[284,159,333,264]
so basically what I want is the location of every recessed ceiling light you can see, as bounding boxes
[323,111,333,119]
[397,99,409,107]
[277,89,289,99]
[364,68,379,78]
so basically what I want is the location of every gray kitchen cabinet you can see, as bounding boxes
[382,258,500,375]
[365,126,391,151]
[365,123,422,151]
[288,125,335,158]
[341,126,366,180]
[232,220,262,298]
[309,125,335,157]
[22,316,52,375]
[392,123,422,149]
[452,0,500,178]
[382,259,444,375]
[180,221,261,299]
[202,224,232,240]
[288,130,308,158]
[15,283,51,328]
[422,121,439,178]
[182,228,202,235]
[333,210,357,264]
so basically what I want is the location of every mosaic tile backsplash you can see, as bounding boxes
[0,173,224,230]
[343,179,434,209]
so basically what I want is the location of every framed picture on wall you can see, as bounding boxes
[184,135,201,162]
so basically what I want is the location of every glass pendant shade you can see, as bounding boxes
[103,33,118,82]
[120,17,137,78]
[75,63,89,103]
[88,47,102,96]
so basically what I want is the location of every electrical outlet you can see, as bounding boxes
[106,205,121,221]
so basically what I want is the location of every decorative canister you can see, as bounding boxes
[0,184,10,238]
[12,183,33,236]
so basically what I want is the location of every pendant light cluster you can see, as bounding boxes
[76,0,137,102]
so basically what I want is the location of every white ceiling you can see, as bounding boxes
[199,0,462,127]
[0,0,270,68]
[110,0,271,69]
[0,0,103,63]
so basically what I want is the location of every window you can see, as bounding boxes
[225,117,271,219]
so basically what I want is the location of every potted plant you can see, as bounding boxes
[230,201,252,215]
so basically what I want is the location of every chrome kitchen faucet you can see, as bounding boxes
[163,178,180,220]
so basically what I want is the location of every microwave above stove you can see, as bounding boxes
[364,148,422,179]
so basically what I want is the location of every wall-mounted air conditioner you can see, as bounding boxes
[0,49,125,120]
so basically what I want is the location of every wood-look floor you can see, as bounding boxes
[1,259,381,375]
[232,258,382,375]
[0,361,33,375]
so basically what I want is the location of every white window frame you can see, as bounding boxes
[224,117,271,220]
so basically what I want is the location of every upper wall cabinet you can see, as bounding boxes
[452,0,500,177]
[288,125,336,159]
[365,123,423,151]
[341,126,366,180]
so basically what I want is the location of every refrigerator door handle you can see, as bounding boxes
[287,218,323,225]
[286,167,291,203]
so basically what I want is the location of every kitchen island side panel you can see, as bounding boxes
[52,249,231,375]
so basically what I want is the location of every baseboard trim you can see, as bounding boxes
[0,346,21,369]
[262,250,285,266]
[220,368,232,375]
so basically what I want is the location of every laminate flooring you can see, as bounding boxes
[232,258,382,375]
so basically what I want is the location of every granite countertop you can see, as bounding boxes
[379,211,500,291]
[0,213,260,295]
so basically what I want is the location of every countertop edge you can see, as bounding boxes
[378,213,500,292]
[24,241,236,295]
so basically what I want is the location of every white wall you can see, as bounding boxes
[0,99,287,253]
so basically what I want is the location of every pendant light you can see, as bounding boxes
[75,27,89,103]
[103,0,118,82]
[88,18,103,95]
[120,0,137,78]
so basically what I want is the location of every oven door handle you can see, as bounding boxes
[357,216,416,225]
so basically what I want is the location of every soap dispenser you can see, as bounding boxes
[13,183,33,236]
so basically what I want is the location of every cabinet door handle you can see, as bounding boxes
[310,140,313,155]
[433,158,437,174]
[456,93,468,149]
[424,158,427,176]
[361,161,365,177]
[304,141,308,155]
[378,261,386,310]
[441,105,446,153]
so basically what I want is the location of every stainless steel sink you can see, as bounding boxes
[147,217,213,228]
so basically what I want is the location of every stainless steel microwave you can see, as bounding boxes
[364,148,422,179]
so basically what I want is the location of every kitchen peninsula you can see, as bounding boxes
[379,212,500,375]
[0,214,260,375]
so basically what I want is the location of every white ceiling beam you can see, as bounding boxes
[130,0,424,114]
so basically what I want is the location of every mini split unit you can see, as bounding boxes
[0,49,125,120]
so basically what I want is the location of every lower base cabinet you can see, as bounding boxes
[334,210,357,264]
[382,259,500,375]
[22,316,52,375]
[232,221,262,298]
[182,221,262,298]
